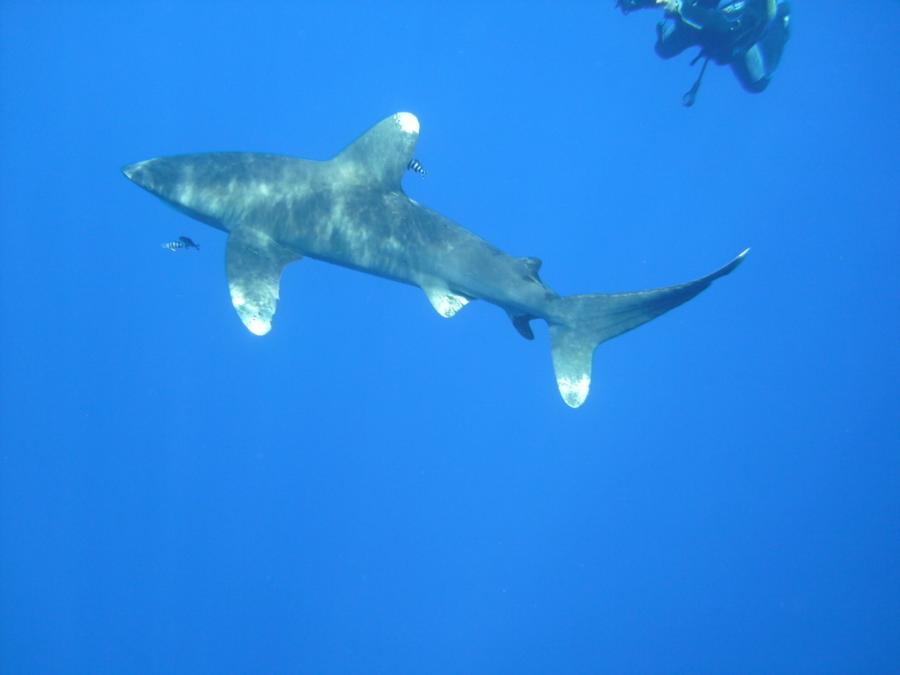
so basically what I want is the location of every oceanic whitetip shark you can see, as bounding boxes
[123,113,747,408]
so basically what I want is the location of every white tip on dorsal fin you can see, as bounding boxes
[334,112,420,189]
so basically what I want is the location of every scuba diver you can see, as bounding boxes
[162,236,200,252]
[617,0,791,106]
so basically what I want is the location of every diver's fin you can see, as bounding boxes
[226,227,301,336]
[683,55,710,107]
[334,112,420,190]
[549,249,749,407]
[420,280,470,318]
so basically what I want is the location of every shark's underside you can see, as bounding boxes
[123,112,747,407]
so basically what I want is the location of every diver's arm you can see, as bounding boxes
[660,0,729,32]
[657,1,739,32]
[667,0,767,37]
[617,0,661,15]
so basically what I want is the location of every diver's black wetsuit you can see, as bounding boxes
[619,0,791,102]
[655,0,791,94]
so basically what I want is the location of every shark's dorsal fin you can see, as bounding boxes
[226,227,301,336]
[420,280,470,318]
[334,112,420,190]
[520,256,543,282]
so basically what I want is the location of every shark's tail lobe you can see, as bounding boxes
[548,249,748,407]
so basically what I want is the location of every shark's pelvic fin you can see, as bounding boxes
[420,280,470,318]
[550,249,749,408]
[226,227,302,336]
[334,112,420,190]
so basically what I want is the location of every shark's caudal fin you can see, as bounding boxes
[549,249,749,408]
[334,112,420,190]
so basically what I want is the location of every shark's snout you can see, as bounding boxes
[122,160,152,185]
[122,159,169,197]
[122,155,228,232]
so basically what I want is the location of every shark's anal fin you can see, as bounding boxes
[226,227,301,336]
[510,314,536,340]
[420,280,470,319]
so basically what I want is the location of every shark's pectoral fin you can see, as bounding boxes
[226,227,301,336]
[420,280,470,319]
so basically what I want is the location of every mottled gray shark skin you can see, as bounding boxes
[123,112,747,408]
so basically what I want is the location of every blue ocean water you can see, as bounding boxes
[1,2,898,673]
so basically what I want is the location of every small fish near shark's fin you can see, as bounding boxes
[334,113,420,190]
[162,236,200,252]
[407,158,427,177]
[226,227,301,336]
[420,280,470,318]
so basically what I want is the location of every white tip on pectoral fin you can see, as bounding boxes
[226,227,301,336]
[420,281,470,318]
